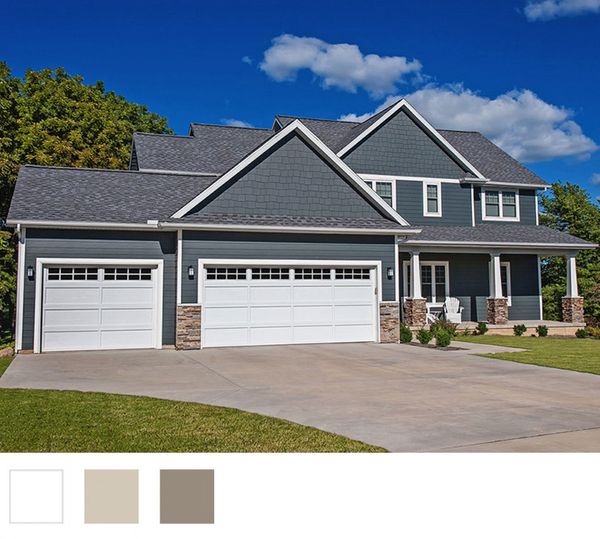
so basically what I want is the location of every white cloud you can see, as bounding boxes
[241,56,253,65]
[524,0,600,20]
[591,173,600,185]
[222,119,254,128]
[340,86,598,163]
[259,34,422,98]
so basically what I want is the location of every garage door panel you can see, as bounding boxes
[293,285,333,304]
[249,286,291,304]
[293,325,335,344]
[203,327,248,347]
[249,326,293,345]
[44,308,100,327]
[204,286,248,305]
[334,304,373,323]
[101,329,154,349]
[101,286,154,305]
[334,285,373,302]
[43,330,100,352]
[334,324,374,342]
[293,305,333,325]
[204,306,248,326]
[249,306,291,324]
[100,308,154,327]
[45,287,100,305]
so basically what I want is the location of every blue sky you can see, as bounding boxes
[2,0,600,198]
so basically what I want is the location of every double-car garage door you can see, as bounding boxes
[201,264,378,348]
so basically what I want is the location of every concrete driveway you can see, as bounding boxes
[2,342,600,452]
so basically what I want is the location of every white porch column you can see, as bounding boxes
[565,253,579,298]
[409,251,422,298]
[489,252,503,298]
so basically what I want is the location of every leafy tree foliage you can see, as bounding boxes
[0,62,171,336]
[540,182,600,324]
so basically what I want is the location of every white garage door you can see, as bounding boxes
[41,266,158,352]
[202,265,377,348]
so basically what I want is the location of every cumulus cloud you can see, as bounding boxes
[591,173,600,185]
[340,86,597,163]
[524,0,600,20]
[241,56,253,65]
[259,34,422,98]
[222,119,254,128]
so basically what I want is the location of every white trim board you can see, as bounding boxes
[15,226,26,351]
[170,119,411,226]
[32,258,164,354]
[336,99,485,180]
[359,173,462,184]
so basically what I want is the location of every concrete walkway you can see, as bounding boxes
[2,342,600,452]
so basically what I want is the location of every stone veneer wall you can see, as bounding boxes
[403,298,427,327]
[562,297,585,324]
[176,305,202,350]
[379,302,400,343]
[487,298,508,325]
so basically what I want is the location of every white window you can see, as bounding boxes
[423,181,442,217]
[482,189,520,221]
[403,261,449,305]
[364,180,395,208]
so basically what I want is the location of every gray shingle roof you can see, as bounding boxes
[170,213,408,230]
[133,125,272,174]
[402,224,594,246]
[7,165,218,224]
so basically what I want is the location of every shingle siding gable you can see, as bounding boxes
[189,133,389,220]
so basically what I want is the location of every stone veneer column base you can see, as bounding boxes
[379,302,400,343]
[487,297,508,325]
[562,296,584,324]
[403,298,427,327]
[176,305,202,350]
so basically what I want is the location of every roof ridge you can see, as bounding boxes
[20,164,219,177]
[438,128,482,134]
[133,132,194,139]
[276,114,360,125]
[190,122,272,132]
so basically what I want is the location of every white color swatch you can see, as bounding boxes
[10,470,63,524]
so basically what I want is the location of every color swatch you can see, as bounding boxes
[9,470,63,524]
[84,469,139,524]
[160,469,214,524]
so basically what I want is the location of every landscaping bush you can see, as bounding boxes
[430,319,458,338]
[536,325,548,337]
[416,329,432,345]
[587,327,600,339]
[399,324,413,343]
[476,321,488,335]
[513,324,527,336]
[435,329,452,347]
[576,328,588,339]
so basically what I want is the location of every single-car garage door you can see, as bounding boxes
[201,264,378,348]
[41,265,159,352]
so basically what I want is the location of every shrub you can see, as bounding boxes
[585,327,600,339]
[399,324,413,343]
[435,329,452,347]
[416,329,432,345]
[575,328,587,339]
[476,321,488,335]
[513,324,527,336]
[462,328,471,336]
[430,319,458,338]
[536,325,548,337]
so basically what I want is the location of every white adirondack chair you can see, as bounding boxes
[443,297,463,324]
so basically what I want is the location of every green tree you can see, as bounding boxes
[540,182,600,324]
[0,62,171,337]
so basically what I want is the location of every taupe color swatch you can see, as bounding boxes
[160,469,214,524]
[85,470,139,524]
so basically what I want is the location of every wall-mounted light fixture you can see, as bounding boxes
[386,267,394,280]
[27,266,34,280]
[187,265,195,279]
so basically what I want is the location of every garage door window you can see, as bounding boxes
[294,268,332,280]
[251,267,290,280]
[104,267,152,280]
[206,267,247,280]
[335,268,370,280]
[47,267,98,280]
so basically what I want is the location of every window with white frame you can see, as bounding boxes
[403,261,449,305]
[482,189,519,221]
[364,180,394,208]
[423,181,442,217]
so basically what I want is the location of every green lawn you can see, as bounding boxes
[0,356,383,453]
[456,335,600,375]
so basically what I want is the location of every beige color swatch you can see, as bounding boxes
[160,469,214,524]
[85,469,139,524]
